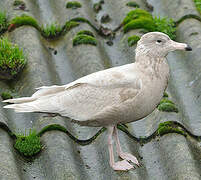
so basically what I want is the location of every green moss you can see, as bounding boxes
[194,0,201,14]
[159,121,174,127]
[123,17,155,33]
[0,38,26,80]
[37,124,106,145]
[154,16,176,40]
[0,11,8,34]
[122,9,176,38]
[126,2,140,8]
[71,17,89,23]
[41,23,63,39]
[177,15,201,26]
[157,126,185,136]
[70,17,97,30]
[64,20,79,32]
[123,9,155,33]
[38,124,67,137]
[13,0,25,6]
[66,1,82,9]
[93,3,102,13]
[70,17,92,27]
[73,34,97,46]
[159,98,174,105]
[77,30,94,37]
[163,92,168,98]
[10,14,40,30]
[1,92,13,100]
[158,102,178,113]
[128,35,140,47]
[123,9,153,25]
[14,129,42,157]
[157,121,186,137]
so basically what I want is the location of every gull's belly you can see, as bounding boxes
[84,78,167,127]
[117,78,167,124]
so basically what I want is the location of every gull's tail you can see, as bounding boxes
[3,97,36,104]
[3,103,39,112]
[3,85,66,113]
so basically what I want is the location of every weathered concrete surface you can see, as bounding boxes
[148,0,200,21]
[0,0,200,179]
[0,129,21,180]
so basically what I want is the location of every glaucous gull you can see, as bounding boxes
[3,32,192,171]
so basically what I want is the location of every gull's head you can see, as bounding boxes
[136,32,192,58]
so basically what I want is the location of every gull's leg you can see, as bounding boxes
[114,126,139,166]
[42,112,58,118]
[107,126,134,171]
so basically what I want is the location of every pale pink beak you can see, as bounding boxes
[170,40,192,51]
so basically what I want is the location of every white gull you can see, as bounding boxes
[3,32,192,171]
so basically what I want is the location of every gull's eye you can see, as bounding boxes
[156,40,162,43]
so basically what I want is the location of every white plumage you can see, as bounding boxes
[3,32,192,170]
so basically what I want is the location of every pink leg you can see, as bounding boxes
[107,126,134,171]
[114,126,139,166]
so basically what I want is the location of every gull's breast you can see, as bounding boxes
[117,77,167,125]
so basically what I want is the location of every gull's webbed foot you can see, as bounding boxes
[118,152,140,166]
[111,159,134,171]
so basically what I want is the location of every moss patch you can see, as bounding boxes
[158,95,178,113]
[159,98,174,105]
[14,129,42,157]
[66,1,82,9]
[154,16,176,40]
[13,0,25,6]
[157,121,186,137]
[73,34,97,46]
[1,92,13,100]
[176,14,201,26]
[77,30,94,37]
[0,11,8,34]
[37,124,106,145]
[194,0,201,14]
[123,9,153,25]
[123,17,155,33]
[163,92,168,98]
[70,17,97,30]
[128,35,140,46]
[10,14,40,31]
[158,102,178,113]
[41,23,63,39]
[38,124,67,137]
[122,9,176,39]
[123,9,155,33]
[0,38,26,80]
[126,2,140,8]
[64,20,79,32]
[71,17,89,23]
[5,15,85,39]
[69,17,98,31]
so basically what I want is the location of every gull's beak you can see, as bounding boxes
[185,45,192,51]
[170,40,192,51]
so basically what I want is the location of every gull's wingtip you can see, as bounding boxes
[2,99,12,103]
[3,104,15,109]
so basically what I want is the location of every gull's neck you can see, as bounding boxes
[135,53,169,79]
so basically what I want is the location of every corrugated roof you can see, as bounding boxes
[0,0,201,179]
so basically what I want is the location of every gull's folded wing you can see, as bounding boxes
[3,64,142,123]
